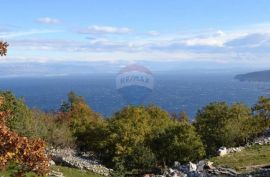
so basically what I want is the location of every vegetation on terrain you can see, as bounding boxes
[211,144,270,173]
[0,165,103,177]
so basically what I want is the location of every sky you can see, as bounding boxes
[1,0,270,68]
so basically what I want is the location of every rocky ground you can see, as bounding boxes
[47,147,112,176]
[47,130,270,177]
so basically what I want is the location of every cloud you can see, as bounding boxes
[4,22,270,66]
[36,17,61,25]
[148,31,160,36]
[77,25,131,34]
[225,33,270,48]
[182,30,241,47]
[0,29,61,39]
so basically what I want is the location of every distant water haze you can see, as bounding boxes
[0,61,267,77]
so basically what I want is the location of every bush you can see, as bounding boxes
[252,96,270,128]
[195,102,265,155]
[151,120,205,166]
[58,91,104,148]
[95,105,205,172]
[106,106,174,165]
[75,120,109,152]
[32,109,75,148]
[0,97,49,177]
[125,145,157,171]
[0,91,34,137]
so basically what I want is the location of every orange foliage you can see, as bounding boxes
[0,41,8,56]
[0,98,49,176]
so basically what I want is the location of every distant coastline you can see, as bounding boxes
[235,70,270,82]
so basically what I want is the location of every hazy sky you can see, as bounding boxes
[1,0,270,67]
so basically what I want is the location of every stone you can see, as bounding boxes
[49,170,65,177]
[49,160,56,166]
[47,147,112,176]
[174,161,181,168]
[217,147,227,156]
[169,168,175,173]
[196,160,205,172]
[188,162,197,172]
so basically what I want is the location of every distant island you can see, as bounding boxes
[235,70,270,82]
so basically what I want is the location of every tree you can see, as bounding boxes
[151,120,205,166]
[0,91,34,137]
[194,102,229,155]
[252,96,270,128]
[59,91,84,112]
[58,91,104,148]
[0,101,49,177]
[0,42,49,176]
[32,109,75,148]
[171,111,189,122]
[224,103,258,145]
[99,106,174,171]
[195,102,264,155]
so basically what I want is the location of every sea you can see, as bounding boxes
[0,73,269,119]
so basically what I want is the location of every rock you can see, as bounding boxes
[174,161,181,168]
[226,146,244,154]
[217,147,227,156]
[169,168,175,173]
[47,147,112,176]
[188,162,197,172]
[49,170,65,177]
[49,160,56,166]
[196,160,205,172]
[205,161,214,169]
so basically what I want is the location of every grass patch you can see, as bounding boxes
[0,165,104,177]
[210,144,270,172]
[51,166,104,177]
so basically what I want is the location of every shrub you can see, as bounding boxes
[58,91,104,148]
[195,102,264,155]
[90,105,176,172]
[32,109,75,148]
[252,96,270,128]
[0,98,49,177]
[124,144,157,172]
[151,120,205,166]
[0,91,34,137]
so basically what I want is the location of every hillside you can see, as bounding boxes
[235,70,270,82]
[211,144,270,173]
[0,166,104,177]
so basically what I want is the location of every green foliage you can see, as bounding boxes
[252,96,270,128]
[224,103,265,145]
[0,165,104,177]
[195,102,265,155]
[73,105,173,172]
[58,91,104,149]
[151,120,205,166]
[106,106,174,164]
[211,145,270,173]
[124,144,157,171]
[195,102,229,155]
[171,111,189,122]
[61,91,103,135]
[88,105,204,173]
[1,89,268,174]
[0,91,34,137]
[75,120,109,153]
[32,109,75,148]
